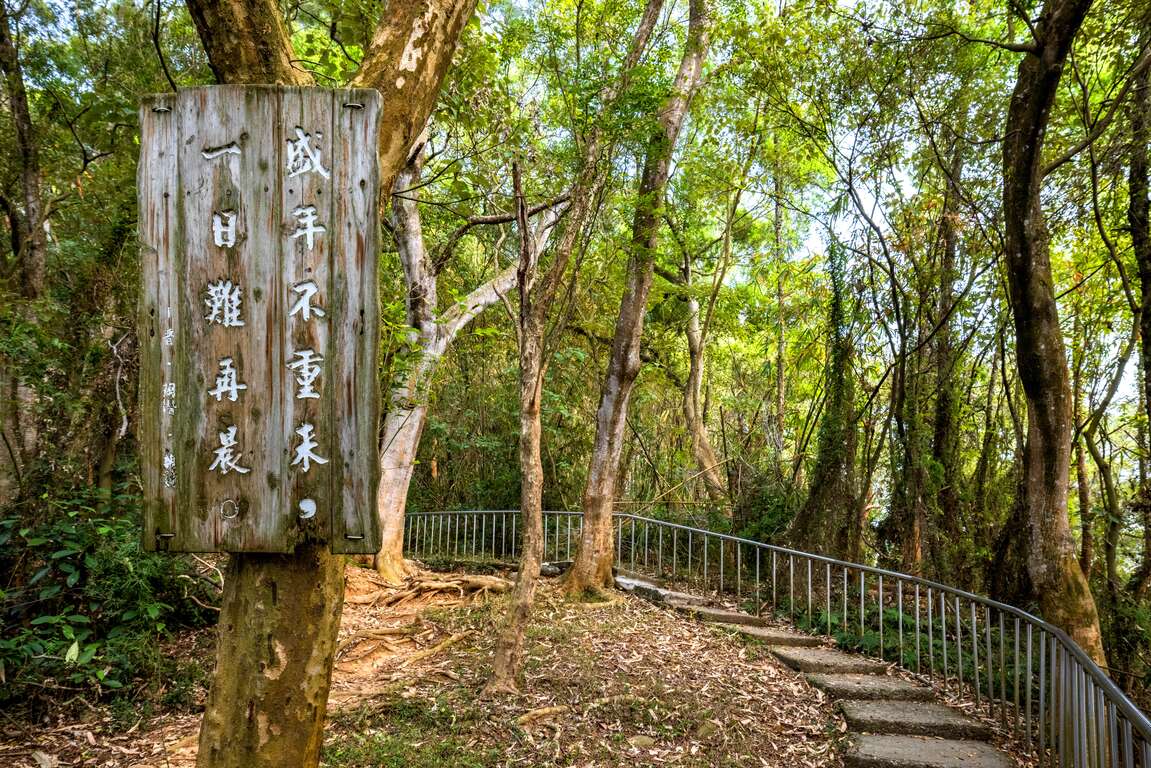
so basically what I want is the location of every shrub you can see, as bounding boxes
[0,483,216,708]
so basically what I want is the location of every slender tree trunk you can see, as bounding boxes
[573,240,659,592]
[0,0,46,301]
[186,0,477,762]
[684,277,727,503]
[0,1,46,507]
[773,161,787,466]
[373,148,524,582]
[1133,47,1151,480]
[1084,435,1120,603]
[930,124,965,575]
[1000,0,1105,664]
[486,342,546,693]
[566,0,709,594]
[888,345,928,574]
[1073,313,1094,576]
[1076,427,1094,575]
[972,344,1000,525]
[484,160,571,693]
[485,0,664,675]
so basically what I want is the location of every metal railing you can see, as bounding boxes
[404,509,1151,768]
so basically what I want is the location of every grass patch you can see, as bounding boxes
[323,696,499,768]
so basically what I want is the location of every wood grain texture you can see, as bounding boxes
[138,86,381,553]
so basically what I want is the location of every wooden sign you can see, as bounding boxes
[138,86,381,554]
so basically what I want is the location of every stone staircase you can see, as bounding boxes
[616,576,1015,768]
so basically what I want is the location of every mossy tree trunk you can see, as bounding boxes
[789,243,859,562]
[0,0,47,507]
[1000,0,1106,665]
[1129,40,1151,600]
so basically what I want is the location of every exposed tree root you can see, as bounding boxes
[345,573,513,609]
[515,694,644,726]
[396,631,473,669]
[481,677,520,697]
[570,598,621,609]
[336,626,419,655]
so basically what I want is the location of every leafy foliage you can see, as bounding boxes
[0,483,216,706]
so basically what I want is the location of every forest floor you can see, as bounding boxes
[3,563,845,767]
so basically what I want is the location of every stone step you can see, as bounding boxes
[719,624,823,647]
[656,589,713,607]
[771,646,888,675]
[844,735,1012,768]
[614,575,711,606]
[806,673,935,701]
[839,700,991,741]
[673,604,770,627]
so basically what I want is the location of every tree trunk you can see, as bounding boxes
[930,124,965,576]
[1133,45,1151,482]
[1073,313,1094,576]
[373,147,529,581]
[1084,435,1119,603]
[196,544,345,767]
[0,0,46,301]
[887,346,928,574]
[375,402,428,581]
[571,246,656,594]
[1130,42,1151,600]
[484,161,568,693]
[566,0,708,594]
[773,159,787,466]
[1076,431,1094,576]
[0,0,46,507]
[485,343,546,693]
[186,0,476,761]
[789,244,859,561]
[684,286,727,503]
[487,0,664,689]
[374,152,437,582]
[1000,0,1105,665]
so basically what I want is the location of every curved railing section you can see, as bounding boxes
[403,509,1151,768]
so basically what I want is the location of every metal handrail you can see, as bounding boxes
[403,508,1151,767]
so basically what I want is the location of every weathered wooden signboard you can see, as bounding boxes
[138,86,381,554]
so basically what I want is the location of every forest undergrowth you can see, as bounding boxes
[1,564,845,768]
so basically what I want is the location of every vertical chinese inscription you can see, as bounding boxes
[138,86,381,553]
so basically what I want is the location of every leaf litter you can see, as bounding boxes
[1,565,845,767]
